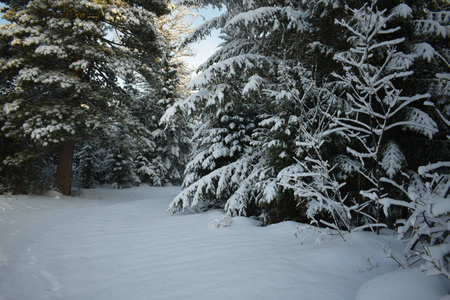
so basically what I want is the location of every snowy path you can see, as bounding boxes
[0,187,448,300]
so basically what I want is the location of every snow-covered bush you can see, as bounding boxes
[208,216,233,228]
[275,62,355,232]
[398,162,450,278]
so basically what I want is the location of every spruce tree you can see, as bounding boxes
[168,1,342,221]
[0,0,169,194]
[151,1,194,185]
[71,1,194,189]
[168,1,355,221]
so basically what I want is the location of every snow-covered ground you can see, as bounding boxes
[0,186,448,300]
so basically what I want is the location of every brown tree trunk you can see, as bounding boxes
[54,58,81,196]
[54,141,75,196]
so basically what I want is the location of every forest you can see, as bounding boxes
[0,0,449,279]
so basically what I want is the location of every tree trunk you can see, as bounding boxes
[376,167,382,236]
[54,141,75,196]
[54,57,80,196]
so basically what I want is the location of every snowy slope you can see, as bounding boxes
[0,186,448,300]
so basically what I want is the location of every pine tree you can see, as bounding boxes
[0,0,169,195]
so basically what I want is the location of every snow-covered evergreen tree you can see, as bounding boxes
[71,1,194,189]
[0,0,169,194]
[73,141,107,189]
[400,0,450,168]
[168,0,350,222]
[413,0,449,146]
[167,0,448,239]
[330,1,438,233]
[154,1,194,185]
[167,1,280,216]
[166,53,261,212]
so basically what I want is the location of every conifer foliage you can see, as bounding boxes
[0,0,192,193]
[167,0,448,277]
[332,2,437,233]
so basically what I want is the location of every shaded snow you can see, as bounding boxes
[0,186,448,300]
[356,268,449,300]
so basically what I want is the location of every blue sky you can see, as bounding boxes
[185,6,222,69]
[0,3,5,26]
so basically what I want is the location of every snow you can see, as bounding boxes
[431,197,450,217]
[242,74,264,95]
[225,7,280,28]
[356,268,449,300]
[414,42,436,62]
[380,141,405,179]
[0,186,448,300]
[418,161,450,176]
[390,4,413,19]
